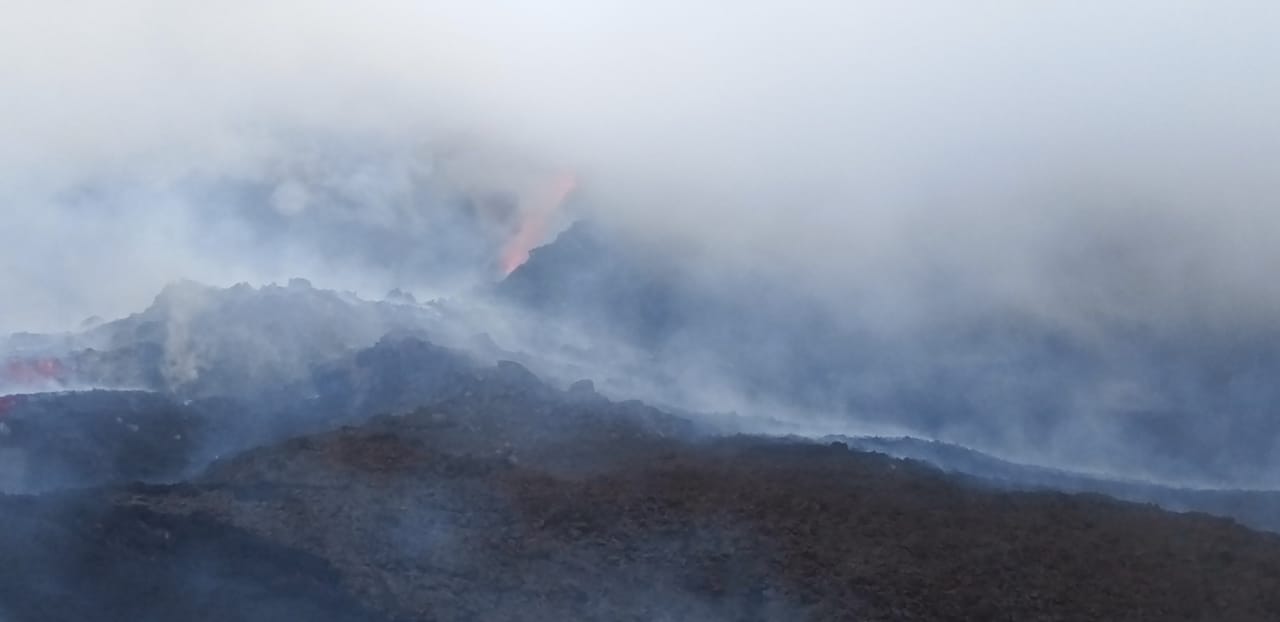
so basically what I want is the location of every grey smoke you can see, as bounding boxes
[3,3,1280,488]
[3,2,1278,332]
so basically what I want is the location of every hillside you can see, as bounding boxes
[1,359,1278,620]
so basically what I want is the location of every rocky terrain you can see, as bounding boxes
[0,391,202,493]
[3,272,1280,620]
[497,222,1280,489]
[836,435,1280,535]
[1,354,1279,620]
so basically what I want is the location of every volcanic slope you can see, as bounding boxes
[6,364,1270,621]
[498,221,1280,488]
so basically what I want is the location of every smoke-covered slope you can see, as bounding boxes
[0,278,452,399]
[6,278,1280,531]
[85,278,445,399]
[3,364,1279,621]
[3,302,1280,618]
[497,221,1280,488]
[0,333,494,494]
[835,435,1280,534]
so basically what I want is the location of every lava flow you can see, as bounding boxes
[499,173,578,276]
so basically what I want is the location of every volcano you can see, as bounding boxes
[0,272,1278,619]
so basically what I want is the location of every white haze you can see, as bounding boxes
[2,1,1279,341]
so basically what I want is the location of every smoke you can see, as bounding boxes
[2,2,1277,334]
[4,2,1280,486]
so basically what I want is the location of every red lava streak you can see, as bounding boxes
[500,173,577,276]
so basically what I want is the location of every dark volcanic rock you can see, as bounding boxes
[837,434,1280,534]
[4,290,1280,619]
[24,280,442,401]
[0,391,203,492]
[121,386,1280,621]
[310,333,481,418]
[0,491,387,622]
[1,370,1279,620]
[497,221,691,344]
[496,220,1280,488]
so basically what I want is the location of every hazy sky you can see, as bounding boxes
[2,2,1279,332]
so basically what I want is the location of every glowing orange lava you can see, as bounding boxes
[500,173,577,276]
